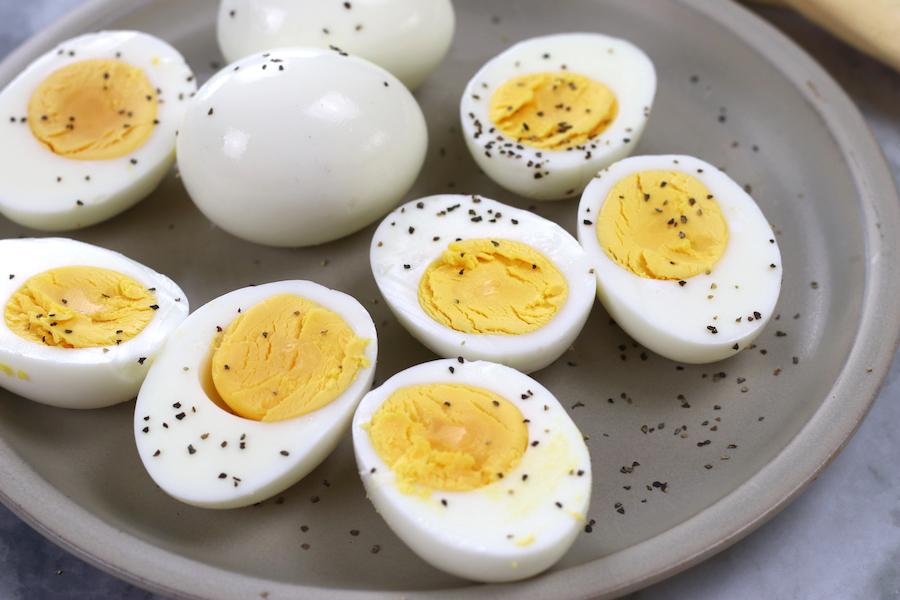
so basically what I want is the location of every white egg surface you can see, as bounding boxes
[176,47,428,248]
[0,237,188,408]
[134,280,377,509]
[460,32,656,201]
[0,31,196,231]
[352,358,591,582]
[577,154,783,363]
[216,0,455,90]
[370,194,596,373]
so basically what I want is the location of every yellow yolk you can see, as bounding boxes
[27,58,157,160]
[418,238,568,335]
[489,71,617,150]
[210,294,370,422]
[515,534,536,547]
[4,266,156,348]
[597,170,729,280]
[367,383,528,493]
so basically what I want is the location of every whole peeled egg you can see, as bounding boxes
[352,358,591,582]
[176,47,428,247]
[0,237,188,408]
[0,31,196,231]
[370,194,596,373]
[216,0,455,90]
[576,154,782,363]
[134,280,377,508]
[460,32,656,200]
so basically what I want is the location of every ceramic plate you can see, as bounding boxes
[0,0,897,598]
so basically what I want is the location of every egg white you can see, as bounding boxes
[216,0,455,90]
[0,31,196,231]
[0,238,188,408]
[370,194,596,373]
[176,47,428,248]
[460,32,657,201]
[134,280,377,509]
[352,358,591,582]
[576,154,783,363]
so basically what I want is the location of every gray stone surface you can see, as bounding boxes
[0,1,897,599]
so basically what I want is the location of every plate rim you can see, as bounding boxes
[0,0,897,598]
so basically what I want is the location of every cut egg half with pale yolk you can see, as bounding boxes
[0,237,188,408]
[576,154,783,363]
[134,280,377,509]
[352,358,591,582]
[460,32,656,201]
[0,31,196,231]
[370,194,596,373]
[217,0,455,90]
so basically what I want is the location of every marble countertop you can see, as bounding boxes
[0,1,898,598]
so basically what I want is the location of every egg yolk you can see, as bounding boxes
[367,383,528,493]
[418,238,567,335]
[27,58,157,160]
[209,294,370,422]
[489,71,617,150]
[0,364,27,380]
[4,266,156,348]
[597,170,729,280]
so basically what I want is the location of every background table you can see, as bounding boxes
[0,1,898,598]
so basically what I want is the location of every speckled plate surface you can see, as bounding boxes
[0,0,897,599]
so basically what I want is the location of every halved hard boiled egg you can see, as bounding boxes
[370,194,596,373]
[0,237,188,408]
[0,31,196,231]
[460,32,656,200]
[134,280,377,509]
[577,154,782,363]
[352,358,591,582]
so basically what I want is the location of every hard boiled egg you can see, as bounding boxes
[353,358,591,582]
[577,154,782,363]
[176,47,428,247]
[216,0,455,90]
[370,194,596,373]
[0,31,196,231]
[134,280,377,509]
[0,237,188,408]
[460,32,656,200]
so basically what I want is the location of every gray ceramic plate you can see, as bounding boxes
[0,0,898,598]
